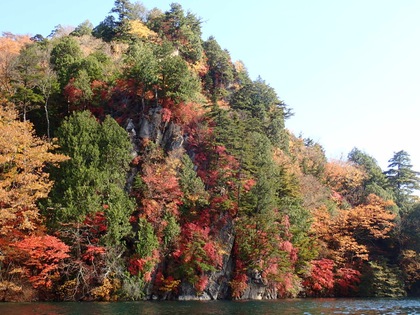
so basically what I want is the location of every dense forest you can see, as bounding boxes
[1,0,419,302]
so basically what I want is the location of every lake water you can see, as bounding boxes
[0,298,419,315]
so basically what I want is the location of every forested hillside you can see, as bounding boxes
[1,1,419,301]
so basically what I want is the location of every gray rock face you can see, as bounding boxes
[162,122,183,151]
[176,216,235,301]
[205,218,235,300]
[125,107,278,301]
[178,283,212,301]
[241,281,277,300]
[139,116,150,139]
[138,106,183,151]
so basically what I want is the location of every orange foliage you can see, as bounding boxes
[13,235,70,289]
[82,245,106,263]
[0,33,31,97]
[312,194,396,265]
[324,160,366,205]
[141,162,183,218]
[133,147,184,244]
[346,194,396,239]
[155,270,181,293]
[164,100,207,126]
[399,250,420,290]
[0,105,68,299]
[0,105,68,236]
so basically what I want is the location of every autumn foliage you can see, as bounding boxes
[13,235,70,289]
[0,105,68,300]
[0,1,418,301]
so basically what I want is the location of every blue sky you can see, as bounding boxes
[2,0,420,172]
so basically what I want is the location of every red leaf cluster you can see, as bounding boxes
[82,245,106,263]
[302,259,335,296]
[14,235,70,289]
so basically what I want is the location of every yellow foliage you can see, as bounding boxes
[160,277,181,293]
[128,20,158,39]
[286,133,326,177]
[234,60,246,74]
[90,277,121,301]
[76,35,111,57]
[58,279,77,301]
[273,144,299,175]
[166,148,183,172]
[190,55,209,77]
[0,105,69,235]
[0,281,23,295]
[9,267,25,275]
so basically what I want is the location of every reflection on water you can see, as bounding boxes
[0,298,419,315]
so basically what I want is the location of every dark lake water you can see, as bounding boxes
[1,298,419,315]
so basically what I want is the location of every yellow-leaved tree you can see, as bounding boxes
[0,103,69,301]
[127,20,158,40]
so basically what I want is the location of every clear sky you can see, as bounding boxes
[2,0,420,172]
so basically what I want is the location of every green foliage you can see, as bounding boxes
[124,41,159,94]
[71,69,94,104]
[103,186,135,246]
[359,259,406,297]
[112,0,139,22]
[100,115,133,184]
[348,148,394,203]
[109,0,148,40]
[92,16,117,42]
[241,132,277,215]
[77,54,106,81]
[5,1,419,301]
[11,43,45,120]
[49,111,133,246]
[229,77,289,147]
[211,107,248,160]
[70,20,94,37]
[136,218,159,257]
[203,36,234,100]
[51,111,102,222]
[230,77,280,117]
[385,150,420,209]
[401,204,420,251]
[178,154,208,212]
[235,216,286,270]
[50,36,83,88]
[11,86,43,118]
[120,271,147,300]
[150,3,203,63]
[162,214,181,248]
[160,53,201,102]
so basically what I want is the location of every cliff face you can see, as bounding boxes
[126,107,280,301]
[136,106,183,150]
[177,217,235,300]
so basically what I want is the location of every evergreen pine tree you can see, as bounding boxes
[385,150,420,209]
